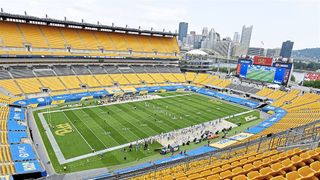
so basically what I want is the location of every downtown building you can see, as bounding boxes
[280,40,294,58]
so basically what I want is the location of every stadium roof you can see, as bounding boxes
[0,12,177,36]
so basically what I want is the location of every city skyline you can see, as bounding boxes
[0,0,319,50]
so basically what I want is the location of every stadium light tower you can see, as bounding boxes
[1,8,3,13]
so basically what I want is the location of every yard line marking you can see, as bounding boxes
[118,103,171,133]
[112,105,159,137]
[83,108,124,145]
[101,107,142,141]
[73,110,109,149]
[61,111,94,151]
[92,108,133,143]
[78,109,120,147]
[39,108,254,164]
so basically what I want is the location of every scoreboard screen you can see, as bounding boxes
[236,57,292,85]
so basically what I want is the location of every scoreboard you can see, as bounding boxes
[236,56,293,86]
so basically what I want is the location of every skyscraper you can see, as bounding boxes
[202,27,208,38]
[280,40,294,58]
[240,25,253,48]
[178,22,188,41]
[233,32,240,43]
[201,28,220,49]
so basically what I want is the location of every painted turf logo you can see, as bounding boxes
[55,123,73,136]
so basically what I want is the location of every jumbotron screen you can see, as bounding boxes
[236,56,292,85]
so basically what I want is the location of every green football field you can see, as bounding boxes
[246,68,275,83]
[33,92,260,173]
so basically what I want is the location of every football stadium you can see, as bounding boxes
[0,11,319,180]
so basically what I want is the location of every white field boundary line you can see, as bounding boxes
[38,109,254,164]
[42,93,193,114]
[38,113,67,163]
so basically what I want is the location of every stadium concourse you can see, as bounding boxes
[0,12,319,180]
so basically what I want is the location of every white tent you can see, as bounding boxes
[267,84,280,89]
[186,49,208,56]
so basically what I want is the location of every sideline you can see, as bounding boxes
[42,93,193,114]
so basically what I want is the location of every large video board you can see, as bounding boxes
[236,57,292,85]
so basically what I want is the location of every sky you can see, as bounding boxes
[0,0,319,50]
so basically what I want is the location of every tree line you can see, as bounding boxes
[294,61,320,71]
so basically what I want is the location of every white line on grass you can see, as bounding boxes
[92,108,134,143]
[73,110,109,149]
[38,113,66,161]
[40,108,255,164]
[78,109,120,146]
[61,111,94,151]
[42,93,193,114]
[115,104,170,134]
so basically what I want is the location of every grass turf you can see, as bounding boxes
[34,92,257,173]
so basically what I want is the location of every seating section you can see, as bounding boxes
[0,22,24,47]
[161,73,179,83]
[256,88,274,97]
[185,72,196,82]
[0,70,281,95]
[0,93,10,104]
[15,78,43,94]
[227,84,260,94]
[18,23,49,48]
[266,90,286,100]
[271,89,300,107]
[109,74,130,85]
[149,74,166,83]
[137,74,155,84]
[94,74,114,86]
[132,147,320,180]
[0,107,15,176]
[249,93,320,140]
[0,80,22,95]
[123,74,142,84]
[78,75,101,87]
[58,76,81,89]
[193,74,210,84]
[206,78,232,88]
[0,21,179,59]
[38,77,66,91]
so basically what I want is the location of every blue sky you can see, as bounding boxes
[0,0,319,49]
